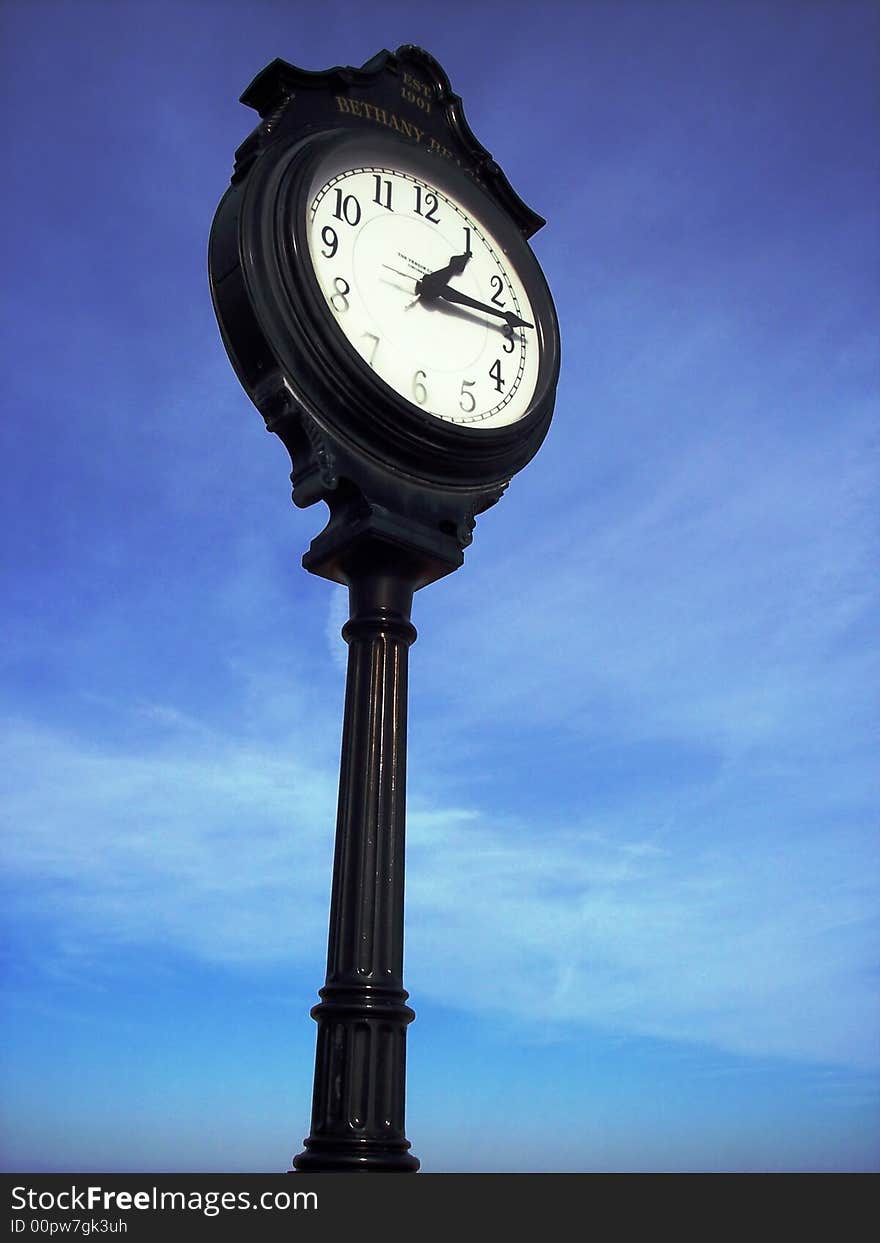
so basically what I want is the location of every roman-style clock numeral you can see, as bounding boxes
[413,186,440,223]
[412,370,428,404]
[372,175,393,211]
[332,189,361,226]
[330,277,351,312]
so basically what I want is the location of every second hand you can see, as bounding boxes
[382,264,419,282]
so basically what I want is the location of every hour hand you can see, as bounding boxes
[418,249,472,297]
[426,282,533,330]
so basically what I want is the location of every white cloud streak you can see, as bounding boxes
[2,694,876,1071]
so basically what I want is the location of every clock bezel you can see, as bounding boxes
[229,127,560,489]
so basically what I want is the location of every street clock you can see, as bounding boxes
[209,45,560,1173]
[210,44,559,584]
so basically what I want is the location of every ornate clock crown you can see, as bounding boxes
[233,45,545,238]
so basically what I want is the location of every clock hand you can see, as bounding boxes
[382,247,471,288]
[382,264,418,282]
[422,282,534,330]
[417,249,472,298]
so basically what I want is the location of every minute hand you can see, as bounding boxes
[427,283,534,330]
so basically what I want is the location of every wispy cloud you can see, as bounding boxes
[416,405,877,764]
[1,717,338,968]
[404,803,878,1071]
[2,695,876,1071]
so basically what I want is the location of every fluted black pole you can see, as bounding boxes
[293,559,420,1172]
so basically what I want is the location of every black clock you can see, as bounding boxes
[209,51,559,539]
[209,45,562,1175]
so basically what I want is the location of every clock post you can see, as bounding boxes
[292,535,447,1172]
[209,45,559,1173]
[286,479,470,1172]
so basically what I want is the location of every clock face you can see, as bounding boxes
[305,156,541,429]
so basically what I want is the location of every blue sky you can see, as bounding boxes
[1,0,877,1173]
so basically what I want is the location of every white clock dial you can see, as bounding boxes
[306,163,540,428]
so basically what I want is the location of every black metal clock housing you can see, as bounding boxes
[209,45,560,588]
[209,45,563,1175]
